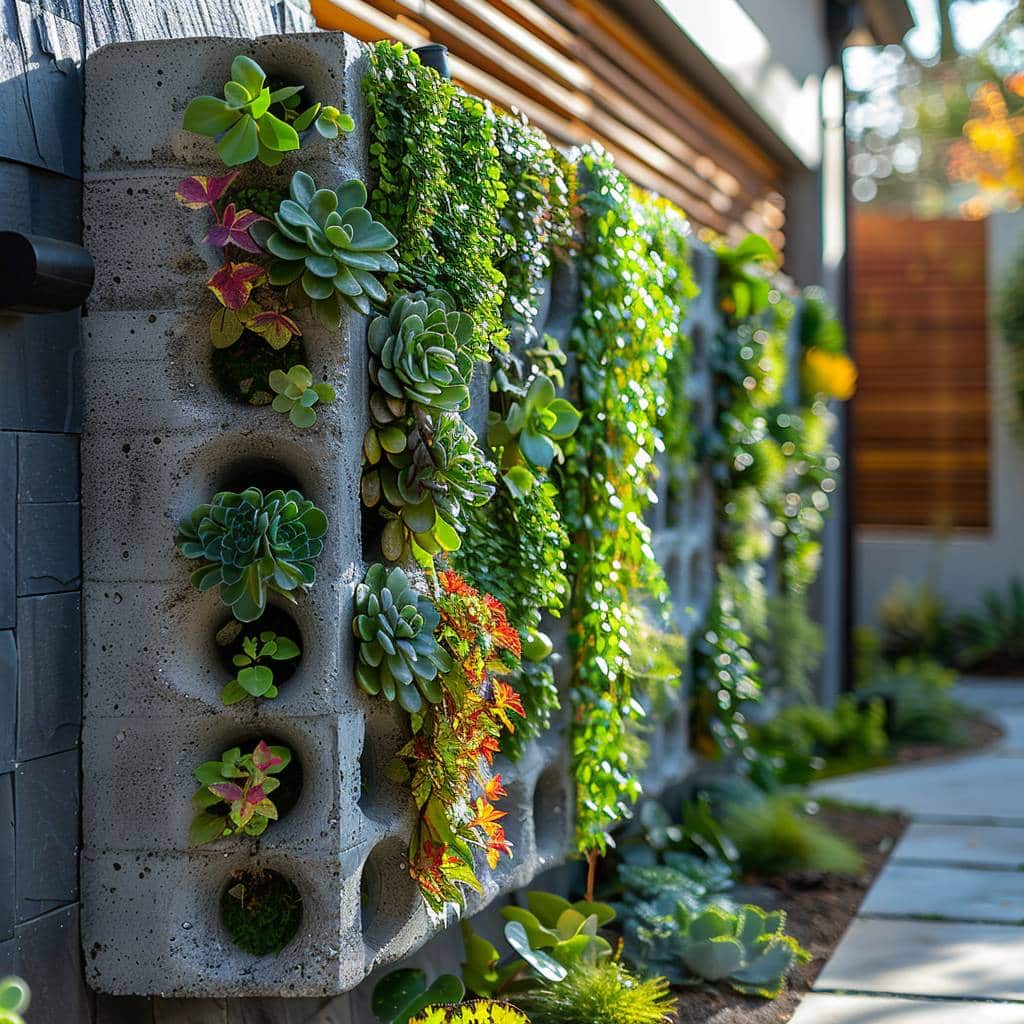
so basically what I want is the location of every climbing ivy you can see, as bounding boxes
[559,145,695,859]
[363,41,508,361]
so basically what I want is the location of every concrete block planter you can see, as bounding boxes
[81,28,714,1000]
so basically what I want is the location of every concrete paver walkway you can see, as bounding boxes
[790,680,1024,1023]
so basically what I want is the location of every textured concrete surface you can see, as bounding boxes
[861,862,1024,923]
[893,822,1024,869]
[792,994,1024,1023]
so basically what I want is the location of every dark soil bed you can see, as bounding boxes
[891,714,1002,765]
[673,805,907,1023]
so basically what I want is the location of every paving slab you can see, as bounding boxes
[861,863,1024,923]
[894,823,1024,869]
[815,754,1024,822]
[791,993,1024,1023]
[815,918,1024,1001]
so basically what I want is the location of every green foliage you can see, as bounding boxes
[269,364,335,428]
[493,111,574,343]
[952,577,1024,670]
[616,850,735,929]
[368,290,475,413]
[452,479,568,758]
[628,902,809,999]
[373,969,466,1024]
[363,41,508,360]
[690,567,762,764]
[723,794,862,877]
[190,740,291,845]
[0,977,29,1024]
[220,628,300,705]
[363,409,495,560]
[220,868,302,955]
[799,287,846,354]
[757,591,825,699]
[876,578,951,664]
[512,961,677,1024]
[352,563,452,713]
[411,1003,530,1024]
[489,373,581,479]
[559,144,694,856]
[998,236,1024,437]
[182,55,346,167]
[250,170,398,322]
[178,487,327,623]
[860,656,968,746]
[211,330,305,406]
[753,696,888,785]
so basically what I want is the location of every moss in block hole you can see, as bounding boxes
[221,868,302,956]
[231,184,289,221]
[211,330,307,407]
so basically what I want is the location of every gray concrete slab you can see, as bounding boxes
[954,682,1024,712]
[861,863,1024,923]
[814,754,1024,822]
[894,823,1024,869]
[815,918,1024,1001]
[791,994,1024,1023]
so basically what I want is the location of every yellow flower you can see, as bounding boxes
[802,347,857,401]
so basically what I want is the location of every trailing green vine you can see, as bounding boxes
[559,145,695,863]
[363,41,509,361]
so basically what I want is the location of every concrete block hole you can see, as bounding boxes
[532,762,571,861]
[219,866,304,956]
[359,835,421,950]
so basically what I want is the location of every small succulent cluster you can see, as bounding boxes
[220,629,300,705]
[251,170,398,323]
[182,55,352,167]
[269,364,336,428]
[353,564,452,712]
[631,903,809,999]
[190,740,291,845]
[178,487,327,622]
[487,373,580,496]
[364,410,495,560]
[368,291,475,413]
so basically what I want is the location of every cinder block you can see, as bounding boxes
[16,593,82,761]
[0,434,14,628]
[15,750,79,921]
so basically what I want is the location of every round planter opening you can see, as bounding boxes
[220,867,302,956]
[360,836,420,948]
[216,456,304,497]
[213,606,304,703]
[203,734,304,826]
[211,329,309,408]
[532,763,570,860]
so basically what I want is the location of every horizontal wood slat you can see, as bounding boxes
[852,212,990,530]
[310,0,787,247]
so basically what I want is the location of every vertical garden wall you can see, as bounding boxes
[77,28,846,1004]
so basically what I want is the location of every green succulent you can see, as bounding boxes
[250,170,398,323]
[182,55,306,167]
[488,374,580,488]
[0,977,29,1024]
[632,903,810,999]
[368,290,475,413]
[363,411,495,560]
[220,629,300,705]
[353,563,453,713]
[269,364,336,428]
[178,487,328,622]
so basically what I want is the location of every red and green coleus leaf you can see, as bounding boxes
[207,261,264,310]
[248,309,301,349]
[252,739,284,773]
[203,203,267,253]
[175,171,239,210]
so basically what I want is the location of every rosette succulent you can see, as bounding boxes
[362,412,495,558]
[269,364,336,428]
[250,170,398,323]
[178,487,328,622]
[190,740,291,846]
[368,290,475,413]
[353,563,453,713]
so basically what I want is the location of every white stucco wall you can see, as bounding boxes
[856,210,1024,623]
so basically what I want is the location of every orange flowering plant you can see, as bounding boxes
[385,570,525,912]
